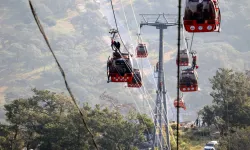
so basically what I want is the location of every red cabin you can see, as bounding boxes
[107,52,133,83]
[183,0,221,32]
[176,49,189,66]
[127,69,142,88]
[174,99,186,110]
[180,68,198,92]
[136,43,148,58]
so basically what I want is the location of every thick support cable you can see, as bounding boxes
[129,0,160,94]
[114,50,164,148]
[111,1,168,136]
[28,1,99,149]
[177,0,182,149]
[109,12,165,145]
[108,8,166,147]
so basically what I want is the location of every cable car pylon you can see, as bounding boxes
[139,14,177,150]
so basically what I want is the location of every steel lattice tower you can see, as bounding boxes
[139,14,177,150]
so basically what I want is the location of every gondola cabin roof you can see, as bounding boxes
[112,52,130,59]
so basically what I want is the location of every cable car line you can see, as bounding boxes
[109,0,132,56]
[109,45,166,147]
[123,0,178,147]
[110,50,165,147]
[120,0,133,43]
[129,0,139,28]
[128,0,159,89]
[108,29,163,145]
[108,42,166,128]
[110,0,154,116]
[128,0,158,89]
[121,0,163,112]
[119,0,172,130]
[108,57,156,142]
[28,1,99,149]
[125,87,155,141]
[108,2,169,147]
[110,0,190,148]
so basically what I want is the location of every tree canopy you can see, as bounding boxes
[218,127,250,150]
[200,68,250,148]
[0,89,154,150]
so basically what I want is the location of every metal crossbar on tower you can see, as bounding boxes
[139,14,177,150]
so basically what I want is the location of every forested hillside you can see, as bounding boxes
[0,0,135,121]
[1,0,250,122]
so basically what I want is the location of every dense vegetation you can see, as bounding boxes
[0,89,154,150]
[200,68,250,149]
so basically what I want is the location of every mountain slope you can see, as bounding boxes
[1,0,250,121]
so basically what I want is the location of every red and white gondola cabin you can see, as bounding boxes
[136,43,148,58]
[176,49,189,66]
[107,52,133,82]
[127,69,142,88]
[174,99,187,110]
[180,68,198,92]
[183,0,221,32]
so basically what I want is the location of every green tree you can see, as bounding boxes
[1,89,153,149]
[0,123,23,150]
[218,127,250,150]
[201,68,250,135]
